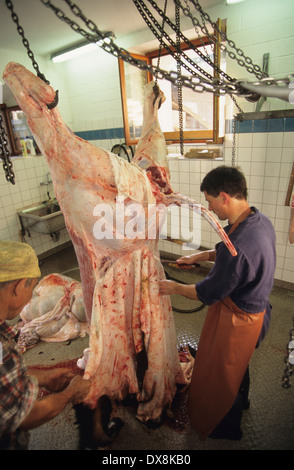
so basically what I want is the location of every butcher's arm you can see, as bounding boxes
[20,375,90,430]
[28,367,75,392]
[159,280,199,300]
[159,250,216,299]
[177,249,216,265]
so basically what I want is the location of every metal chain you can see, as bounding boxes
[180,0,225,62]
[155,0,168,85]
[5,0,50,84]
[40,0,239,96]
[62,0,104,35]
[0,113,15,185]
[189,1,213,62]
[2,0,53,184]
[39,0,292,99]
[175,0,184,156]
[183,0,267,80]
[133,0,214,83]
[144,0,234,83]
[230,94,243,167]
[231,117,236,167]
[282,315,294,389]
[175,0,243,162]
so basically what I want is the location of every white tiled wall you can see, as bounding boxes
[60,49,123,134]
[1,130,292,285]
[0,156,70,255]
[158,131,294,286]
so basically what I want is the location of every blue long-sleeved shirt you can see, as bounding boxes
[196,207,276,343]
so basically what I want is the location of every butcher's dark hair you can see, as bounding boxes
[0,277,35,290]
[200,165,248,200]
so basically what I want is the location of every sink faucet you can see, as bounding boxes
[40,172,52,186]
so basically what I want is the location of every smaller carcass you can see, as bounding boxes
[18,273,88,352]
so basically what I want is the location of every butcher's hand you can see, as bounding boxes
[177,249,216,266]
[159,280,177,296]
[66,375,91,404]
[159,279,199,301]
[29,367,75,393]
[20,375,91,430]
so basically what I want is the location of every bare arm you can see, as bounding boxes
[159,250,216,299]
[159,279,199,300]
[177,249,216,265]
[27,367,75,392]
[20,375,90,430]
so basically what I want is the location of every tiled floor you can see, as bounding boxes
[21,245,294,450]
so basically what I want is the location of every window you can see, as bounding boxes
[119,21,226,146]
[118,54,151,145]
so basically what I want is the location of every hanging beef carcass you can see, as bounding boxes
[3,62,236,435]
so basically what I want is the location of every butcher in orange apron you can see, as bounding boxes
[187,297,265,439]
[159,166,276,440]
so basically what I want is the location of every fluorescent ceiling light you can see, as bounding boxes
[225,0,246,4]
[51,41,98,63]
[51,33,114,63]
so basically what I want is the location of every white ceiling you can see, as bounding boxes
[0,0,224,56]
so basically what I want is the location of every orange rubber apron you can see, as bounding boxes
[188,208,265,439]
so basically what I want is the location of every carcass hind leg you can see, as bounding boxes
[74,395,124,449]
[136,346,148,389]
[121,348,148,407]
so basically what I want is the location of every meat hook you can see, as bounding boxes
[47,90,59,109]
[153,83,162,109]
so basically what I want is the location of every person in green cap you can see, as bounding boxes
[0,241,90,450]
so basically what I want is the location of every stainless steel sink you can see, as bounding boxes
[17,199,66,234]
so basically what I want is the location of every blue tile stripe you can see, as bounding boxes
[75,127,125,141]
[76,119,294,139]
[226,117,294,133]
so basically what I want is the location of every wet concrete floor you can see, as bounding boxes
[20,245,294,451]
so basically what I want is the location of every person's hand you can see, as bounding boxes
[67,375,91,404]
[159,279,177,296]
[159,279,198,301]
[177,253,200,266]
[177,249,216,266]
[45,368,76,392]
[29,367,75,392]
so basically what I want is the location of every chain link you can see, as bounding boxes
[3,0,291,182]
[231,117,236,167]
[5,0,50,84]
[133,0,215,83]
[3,0,53,184]
[39,0,294,101]
[154,0,168,85]
[183,0,267,80]
[230,95,243,167]
[175,0,184,156]
[39,0,254,97]
[5,0,291,100]
[144,0,234,83]
[0,113,15,185]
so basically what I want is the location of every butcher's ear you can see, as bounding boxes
[12,278,28,297]
[219,192,230,205]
